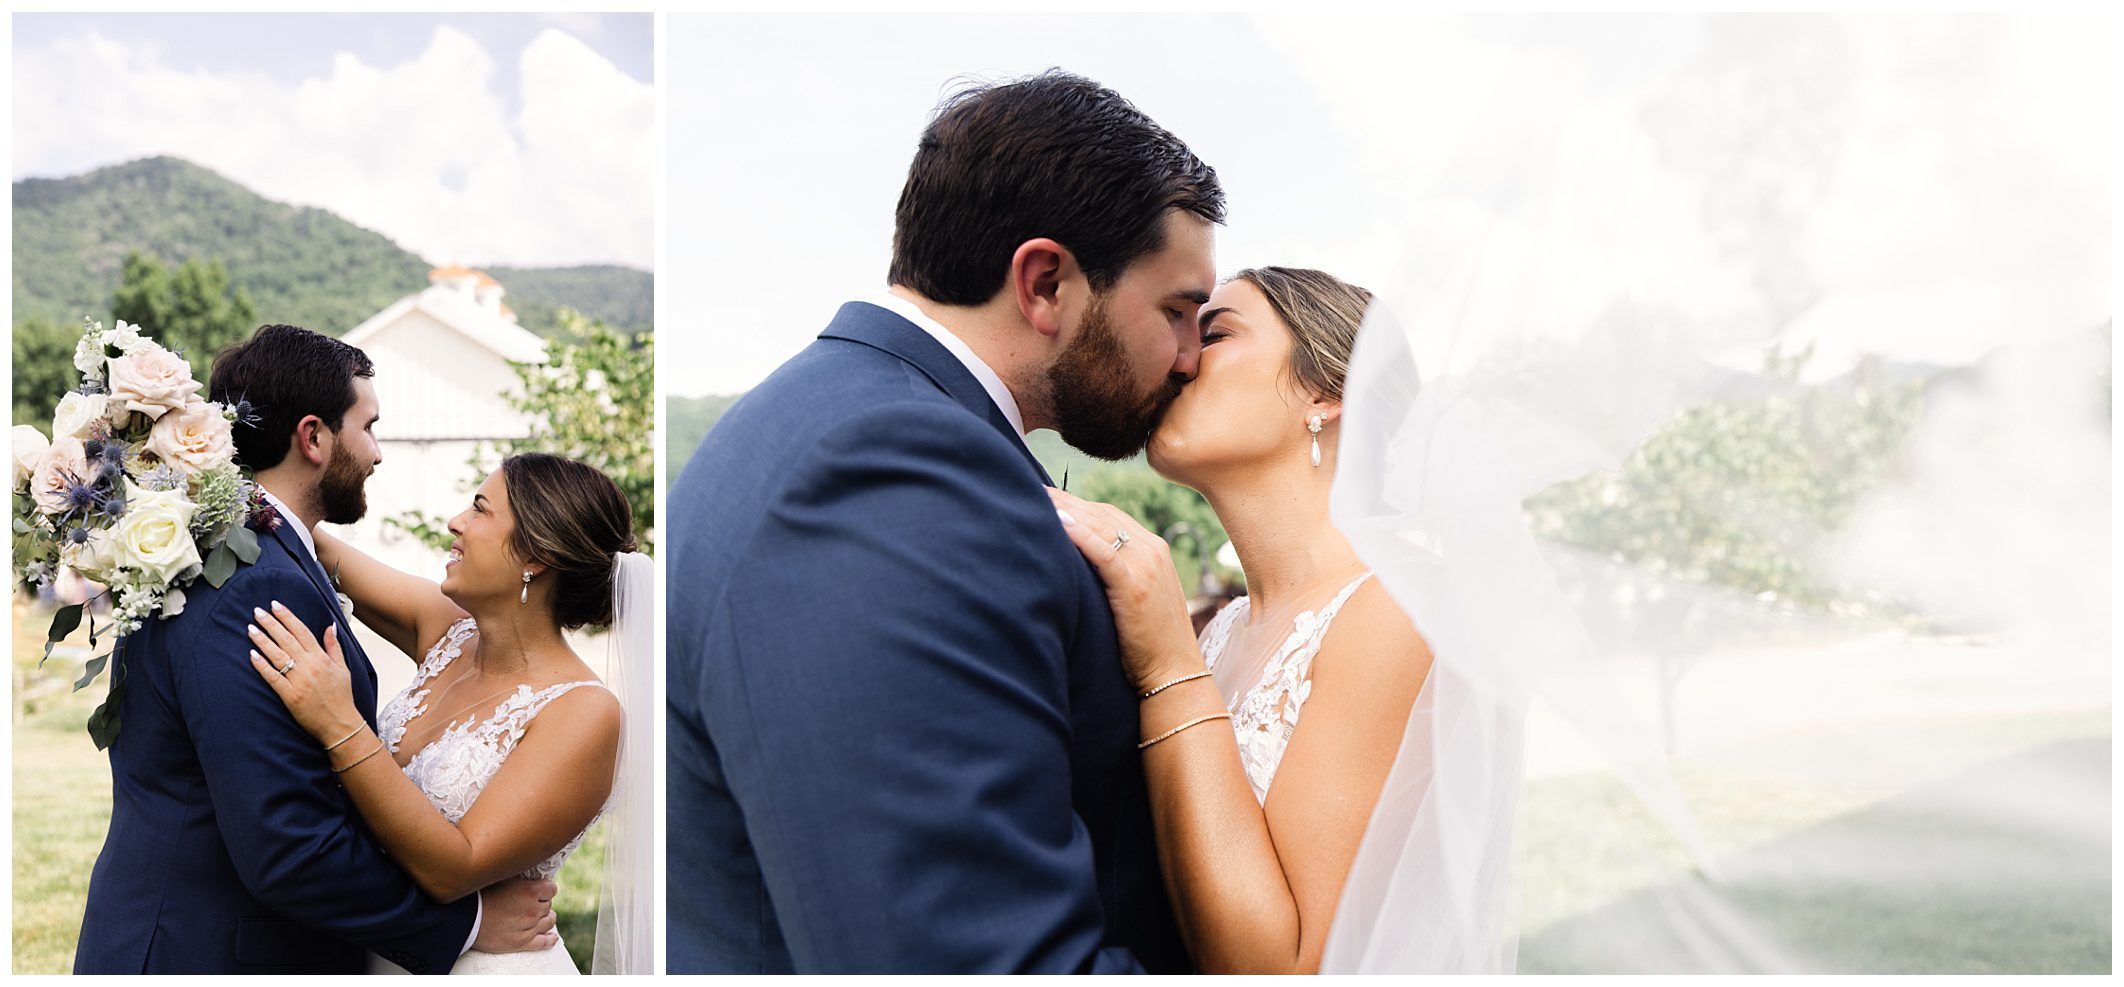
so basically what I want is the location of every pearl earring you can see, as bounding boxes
[520,571,532,604]
[1308,414,1325,467]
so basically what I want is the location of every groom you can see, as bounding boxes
[75,325,556,974]
[667,71,1221,973]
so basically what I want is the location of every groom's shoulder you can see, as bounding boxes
[157,540,310,636]
[709,339,982,460]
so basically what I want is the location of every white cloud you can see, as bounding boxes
[13,25,652,269]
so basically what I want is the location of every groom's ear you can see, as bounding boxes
[291,414,331,467]
[1010,238,1074,340]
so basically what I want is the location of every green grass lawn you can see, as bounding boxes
[12,605,605,973]
[1514,709,2111,973]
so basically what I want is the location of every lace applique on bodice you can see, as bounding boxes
[376,617,607,880]
[1201,572,1374,803]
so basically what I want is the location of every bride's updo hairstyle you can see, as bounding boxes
[1232,266,1373,402]
[500,452,637,630]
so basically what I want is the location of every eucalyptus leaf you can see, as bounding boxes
[203,543,237,588]
[73,652,109,692]
[225,523,260,564]
[43,603,85,662]
[88,678,124,750]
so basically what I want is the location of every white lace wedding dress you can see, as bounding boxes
[367,618,607,975]
[1199,572,1374,800]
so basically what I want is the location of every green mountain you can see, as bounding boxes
[12,156,649,337]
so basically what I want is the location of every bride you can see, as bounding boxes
[1050,266,1436,974]
[241,452,652,975]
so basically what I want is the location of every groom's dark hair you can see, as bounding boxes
[209,324,374,471]
[888,69,1225,306]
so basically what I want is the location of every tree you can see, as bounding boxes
[11,317,79,433]
[390,309,655,556]
[108,251,257,376]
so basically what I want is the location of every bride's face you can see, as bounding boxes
[440,470,527,607]
[1149,279,1315,485]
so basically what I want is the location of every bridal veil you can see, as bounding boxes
[1311,14,2107,973]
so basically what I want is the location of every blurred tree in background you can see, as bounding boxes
[11,317,77,431]
[109,251,257,374]
[1525,345,1928,614]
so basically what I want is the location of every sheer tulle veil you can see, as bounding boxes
[592,551,655,974]
[1308,14,2106,974]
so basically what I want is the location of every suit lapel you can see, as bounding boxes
[821,302,1055,486]
[265,522,380,723]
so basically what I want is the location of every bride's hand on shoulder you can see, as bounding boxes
[246,602,365,747]
[1047,487,1206,693]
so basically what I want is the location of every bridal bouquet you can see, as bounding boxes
[12,320,268,739]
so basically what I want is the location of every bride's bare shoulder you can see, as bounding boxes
[521,681,623,750]
[1315,579,1434,686]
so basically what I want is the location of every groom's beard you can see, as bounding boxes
[1047,294,1185,462]
[318,439,371,525]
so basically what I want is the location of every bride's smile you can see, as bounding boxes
[437,471,538,609]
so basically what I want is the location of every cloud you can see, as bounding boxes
[12,24,652,268]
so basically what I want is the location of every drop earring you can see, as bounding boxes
[1308,414,1324,467]
[520,571,532,604]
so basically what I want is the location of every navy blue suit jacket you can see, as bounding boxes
[666,302,1188,974]
[75,517,475,974]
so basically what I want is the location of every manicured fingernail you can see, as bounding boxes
[253,607,266,619]
[1057,509,1079,527]
[271,601,286,612]
[249,650,261,662]
[248,625,261,636]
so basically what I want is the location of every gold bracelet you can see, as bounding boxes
[1138,712,1232,750]
[324,724,365,751]
[1140,670,1212,700]
[333,737,386,774]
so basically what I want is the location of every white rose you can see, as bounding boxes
[161,587,187,619]
[60,525,122,583]
[106,347,203,421]
[109,481,202,586]
[146,399,237,474]
[13,425,49,490]
[30,436,90,516]
[52,392,112,441]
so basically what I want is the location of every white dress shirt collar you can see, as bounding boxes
[865,292,1029,442]
[258,488,318,564]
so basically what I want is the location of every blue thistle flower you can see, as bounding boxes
[84,439,128,470]
[228,395,263,430]
[61,477,100,516]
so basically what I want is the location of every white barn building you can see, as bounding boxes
[329,267,548,693]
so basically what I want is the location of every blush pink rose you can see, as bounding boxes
[31,436,90,517]
[147,400,237,474]
[106,348,203,421]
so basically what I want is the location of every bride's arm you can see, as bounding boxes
[1138,586,1428,973]
[1051,490,1430,973]
[313,527,468,661]
[245,603,622,903]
